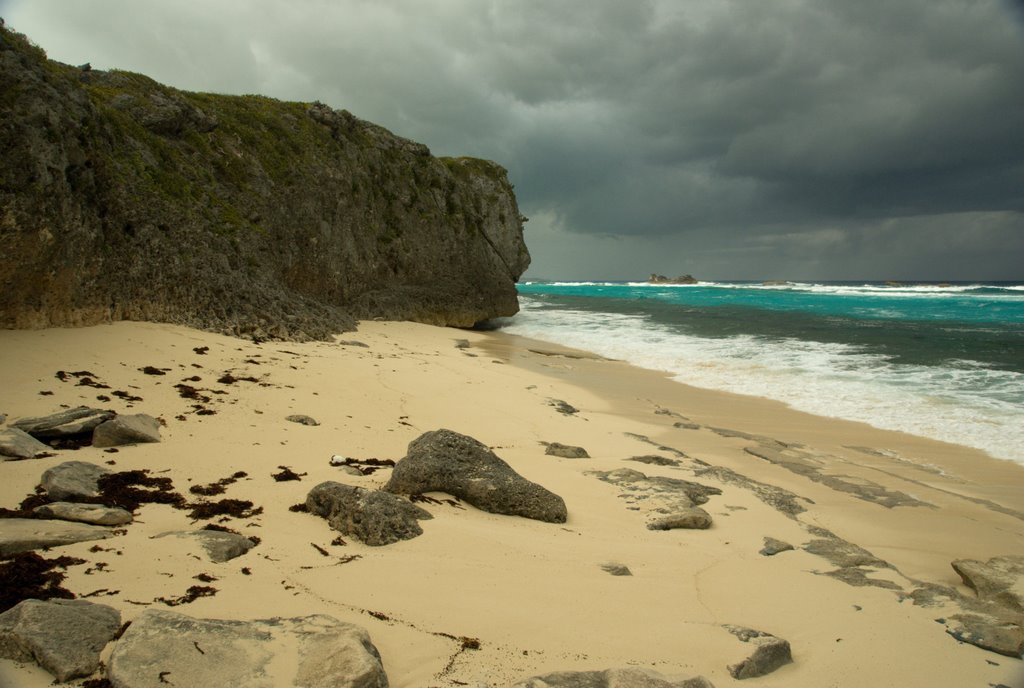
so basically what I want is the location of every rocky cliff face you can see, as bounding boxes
[0,25,530,340]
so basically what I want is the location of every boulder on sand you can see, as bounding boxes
[307,481,432,546]
[384,429,567,523]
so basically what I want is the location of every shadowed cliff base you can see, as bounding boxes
[0,24,530,340]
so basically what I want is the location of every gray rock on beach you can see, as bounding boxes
[944,612,1024,658]
[0,427,51,459]
[40,460,111,500]
[12,406,113,439]
[92,413,161,447]
[513,667,713,688]
[156,530,257,563]
[647,507,713,531]
[286,414,320,426]
[0,518,117,556]
[0,599,121,682]
[543,442,590,459]
[759,537,795,556]
[725,625,793,680]
[307,481,432,546]
[108,609,388,688]
[951,555,1024,614]
[33,502,133,526]
[384,429,568,523]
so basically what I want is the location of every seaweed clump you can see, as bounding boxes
[0,552,85,612]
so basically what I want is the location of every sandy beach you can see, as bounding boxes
[1,320,1023,687]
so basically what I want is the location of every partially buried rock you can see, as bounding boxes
[108,609,388,688]
[944,612,1024,658]
[307,481,432,546]
[600,562,633,577]
[513,667,713,687]
[0,427,51,459]
[543,442,590,459]
[40,460,111,500]
[33,502,133,526]
[384,429,568,523]
[0,599,121,681]
[725,625,793,679]
[647,507,713,531]
[951,555,1024,614]
[156,530,257,563]
[0,518,116,556]
[92,413,161,447]
[286,414,320,426]
[12,406,114,439]
[759,537,795,556]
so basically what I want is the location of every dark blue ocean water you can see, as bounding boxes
[500,281,1024,463]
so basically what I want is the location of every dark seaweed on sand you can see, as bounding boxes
[155,585,217,606]
[96,471,186,512]
[0,552,85,612]
[187,499,262,520]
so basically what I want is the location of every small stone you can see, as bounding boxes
[647,507,713,531]
[544,442,590,459]
[600,563,633,576]
[286,414,319,426]
[760,537,795,556]
[725,625,794,679]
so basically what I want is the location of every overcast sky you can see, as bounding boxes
[3,0,1023,280]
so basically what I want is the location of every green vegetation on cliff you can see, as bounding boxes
[0,24,530,339]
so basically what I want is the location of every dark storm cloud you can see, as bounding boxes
[4,0,1022,278]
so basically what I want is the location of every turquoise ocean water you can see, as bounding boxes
[499,281,1024,464]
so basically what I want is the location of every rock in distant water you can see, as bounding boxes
[307,481,432,546]
[92,413,162,447]
[0,599,121,681]
[107,609,388,688]
[513,667,713,687]
[0,427,51,459]
[40,460,111,500]
[0,24,529,340]
[725,625,793,679]
[384,429,568,523]
[648,274,698,285]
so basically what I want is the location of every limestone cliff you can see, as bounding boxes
[0,25,530,340]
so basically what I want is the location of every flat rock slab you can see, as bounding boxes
[92,413,161,447]
[12,406,113,439]
[647,507,713,531]
[0,599,121,681]
[33,501,133,526]
[945,612,1024,658]
[307,481,431,546]
[513,667,713,687]
[0,518,117,556]
[0,427,52,459]
[951,555,1024,614]
[41,460,111,500]
[157,530,256,562]
[108,609,388,688]
[543,442,590,459]
[725,625,793,679]
[384,429,568,523]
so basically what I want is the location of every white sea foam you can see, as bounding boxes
[503,298,1024,464]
